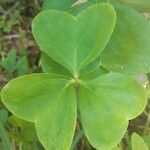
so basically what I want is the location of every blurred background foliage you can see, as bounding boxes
[0,0,150,150]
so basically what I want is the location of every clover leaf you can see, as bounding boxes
[101,3,150,74]
[1,3,148,150]
[111,0,150,12]
[79,73,146,149]
[32,3,116,77]
[2,74,77,150]
[132,133,149,150]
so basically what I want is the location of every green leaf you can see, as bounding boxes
[1,74,76,150]
[0,109,8,124]
[0,49,16,73]
[84,0,150,12]
[16,56,28,76]
[111,0,150,12]
[0,121,12,150]
[40,51,72,77]
[143,135,150,148]
[8,115,36,142]
[32,3,116,77]
[101,4,150,75]
[8,115,23,127]
[69,2,150,75]
[42,0,76,11]
[78,73,147,149]
[0,143,4,150]
[132,133,149,150]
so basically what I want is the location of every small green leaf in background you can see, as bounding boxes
[112,0,150,12]
[0,49,16,73]
[0,109,8,125]
[142,135,150,148]
[0,143,4,150]
[0,121,12,150]
[16,56,28,76]
[8,115,37,142]
[132,133,149,150]
[77,0,150,13]
[0,9,21,33]
[101,3,150,74]
[42,0,76,11]
[0,110,12,150]
[8,115,44,150]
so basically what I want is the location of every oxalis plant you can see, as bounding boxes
[1,1,150,150]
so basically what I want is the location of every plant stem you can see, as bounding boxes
[71,129,84,150]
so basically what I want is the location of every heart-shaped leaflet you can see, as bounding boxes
[32,3,116,77]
